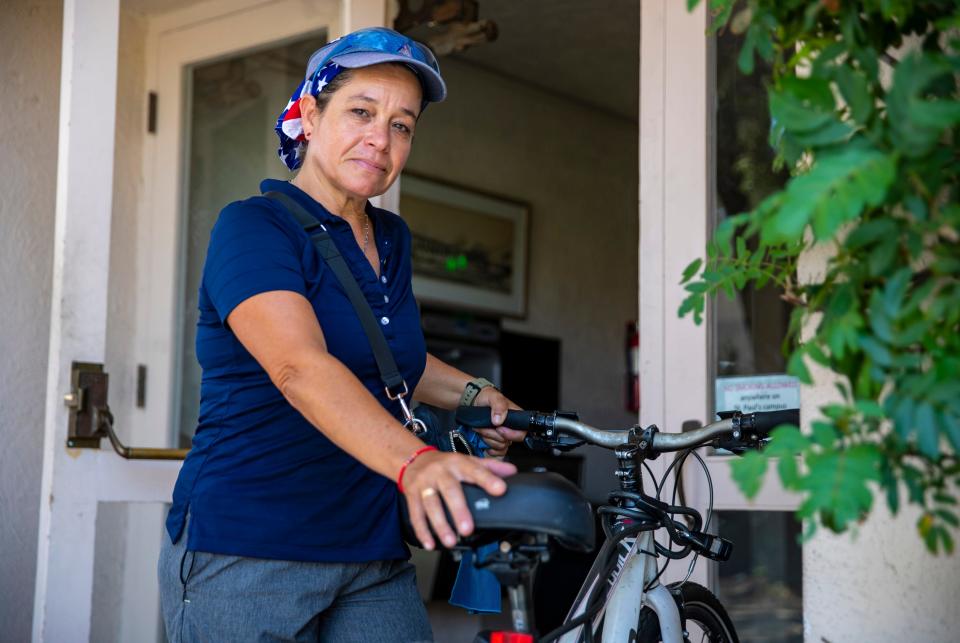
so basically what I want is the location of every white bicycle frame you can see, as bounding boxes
[558,530,684,643]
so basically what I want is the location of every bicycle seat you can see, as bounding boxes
[399,471,595,552]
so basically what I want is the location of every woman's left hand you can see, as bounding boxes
[472,387,526,457]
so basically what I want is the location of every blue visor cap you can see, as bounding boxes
[305,27,446,103]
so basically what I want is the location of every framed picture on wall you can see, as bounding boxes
[398,173,529,317]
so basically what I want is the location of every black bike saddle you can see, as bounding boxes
[399,471,595,552]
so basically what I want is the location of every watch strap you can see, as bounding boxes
[460,377,497,407]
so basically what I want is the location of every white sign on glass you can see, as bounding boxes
[715,374,800,414]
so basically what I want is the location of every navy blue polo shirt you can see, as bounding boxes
[165,179,426,562]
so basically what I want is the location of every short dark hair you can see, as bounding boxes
[313,68,356,114]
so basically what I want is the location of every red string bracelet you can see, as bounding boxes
[397,446,438,493]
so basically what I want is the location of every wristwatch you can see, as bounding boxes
[460,377,498,407]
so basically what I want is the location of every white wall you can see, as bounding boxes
[0,2,62,640]
[404,57,640,501]
[799,243,960,641]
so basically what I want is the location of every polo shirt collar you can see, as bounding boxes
[260,179,386,230]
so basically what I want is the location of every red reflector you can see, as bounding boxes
[489,633,534,643]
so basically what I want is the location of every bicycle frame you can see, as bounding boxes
[558,530,683,643]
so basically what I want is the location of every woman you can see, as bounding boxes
[159,27,524,642]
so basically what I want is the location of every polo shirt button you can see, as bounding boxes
[383,295,390,303]
[381,276,387,284]
[380,316,390,325]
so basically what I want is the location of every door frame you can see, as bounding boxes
[638,0,799,590]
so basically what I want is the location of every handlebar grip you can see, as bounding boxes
[454,406,537,431]
[745,409,800,434]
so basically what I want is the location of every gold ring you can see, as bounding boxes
[420,487,437,499]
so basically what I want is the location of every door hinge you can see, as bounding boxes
[147,91,158,134]
[136,363,147,408]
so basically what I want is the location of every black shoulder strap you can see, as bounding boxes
[265,191,407,397]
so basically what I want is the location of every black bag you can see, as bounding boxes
[265,191,486,456]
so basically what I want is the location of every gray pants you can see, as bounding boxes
[158,524,432,642]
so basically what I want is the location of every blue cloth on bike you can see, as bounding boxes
[449,543,502,613]
[449,426,500,614]
[412,405,499,612]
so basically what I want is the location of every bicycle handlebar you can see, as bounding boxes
[455,407,800,453]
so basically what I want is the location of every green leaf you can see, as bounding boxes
[939,411,960,454]
[795,119,856,147]
[765,426,810,490]
[763,147,895,244]
[806,342,830,367]
[935,509,959,528]
[882,268,912,318]
[787,348,813,385]
[937,527,955,554]
[915,402,940,459]
[681,258,703,284]
[887,52,960,157]
[731,450,769,499]
[904,194,928,222]
[934,492,957,506]
[893,396,917,442]
[903,465,925,504]
[868,237,898,277]
[859,336,893,368]
[766,425,811,455]
[833,65,873,124]
[738,24,758,74]
[800,445,881,532]
[856,399,885,418]
[811,421,839,448]
[845,218,898,250]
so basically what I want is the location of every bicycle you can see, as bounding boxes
[401,406,800,643]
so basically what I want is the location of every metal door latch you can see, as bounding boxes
[64,361,188,460]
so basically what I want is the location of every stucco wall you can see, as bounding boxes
[405,57,639,501]
[0,2,63,640]
[799,245,960,641]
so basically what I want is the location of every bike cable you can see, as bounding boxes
[642,446,716,591]
[643,448,694,590]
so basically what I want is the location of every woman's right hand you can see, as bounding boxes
[402,451,517,550]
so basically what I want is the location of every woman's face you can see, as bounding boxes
[303,64,422,201]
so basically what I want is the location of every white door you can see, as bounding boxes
[34,2,387,641]
[639,2,802,641]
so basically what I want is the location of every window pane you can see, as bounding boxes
[713,12,790,383]
[177,33,327,445]
[716,511,803,643]
[712,14,803,642]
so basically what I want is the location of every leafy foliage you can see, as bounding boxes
[685,0,960,552]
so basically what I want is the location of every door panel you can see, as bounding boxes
[177,32,327,446]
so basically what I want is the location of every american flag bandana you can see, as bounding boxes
[274,62,344,171]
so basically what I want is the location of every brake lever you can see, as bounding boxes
[713,434,770,455]
[672,527,733,562]
[523,434,584,453]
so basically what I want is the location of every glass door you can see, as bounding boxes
[708,13,802,641]
[176,32,327,447]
